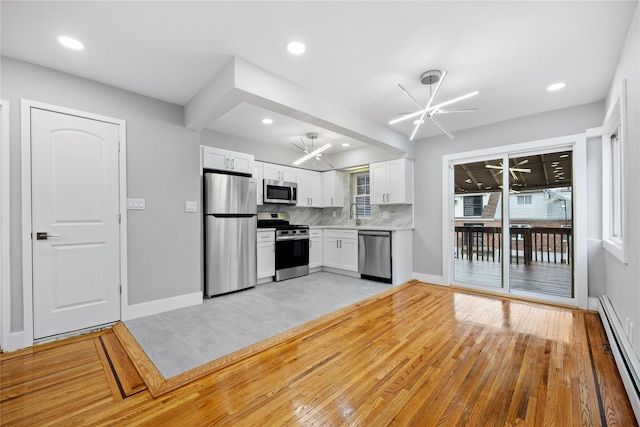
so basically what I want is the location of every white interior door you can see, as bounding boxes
[31,108,121,339]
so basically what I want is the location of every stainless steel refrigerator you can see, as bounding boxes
[204,172,257,297]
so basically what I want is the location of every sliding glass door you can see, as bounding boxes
[453,158,503,288]
[451,148,574,301]
[508,151,573,298]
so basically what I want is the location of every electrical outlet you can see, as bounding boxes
[382,211,389,219]
[185,201,198,212]
[127,198,145,210]
[333,211,336,217]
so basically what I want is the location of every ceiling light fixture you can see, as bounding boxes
[58,36,84,50]
[291,133,333,167]
[286,41,306,55]
[261,118,273,125]
[547,82,566,91]
[293,143,331,166]
[390,70,478,140]
[341,143,350,147]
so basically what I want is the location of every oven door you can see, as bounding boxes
[275,238,309,271]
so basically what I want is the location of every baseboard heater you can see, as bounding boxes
[598,295,640,423]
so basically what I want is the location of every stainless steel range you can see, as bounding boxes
[257,212,309,281]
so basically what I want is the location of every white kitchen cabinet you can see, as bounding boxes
[322,170,344,207]
[257,230,275,283]
[370,159,413,204]
[322,229,358,272]
[254,162,264,205]
[201,146,254,175]
[309,228,323,270]
[296,169,323,207]
[262,162,297,182]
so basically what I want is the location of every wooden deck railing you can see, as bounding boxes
[454,226,572,265]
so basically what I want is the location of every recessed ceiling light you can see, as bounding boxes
[58,36,84,50]
[547,82,566,91]
[261,118,273,125]
[341,143,350,147]
[286,41,306,55]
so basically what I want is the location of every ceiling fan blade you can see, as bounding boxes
[424,70,447,111]
[430,115,455,140]
[514,159,529,166]
[510,167,531,173]
[397,84,424,110]
[509,169,518,180]
[485,164,503,170]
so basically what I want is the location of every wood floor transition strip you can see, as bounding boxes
[113,280,419,397]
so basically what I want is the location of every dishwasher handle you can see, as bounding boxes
[358,230,391,237]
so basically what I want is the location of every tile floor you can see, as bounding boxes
[125,272,393,378]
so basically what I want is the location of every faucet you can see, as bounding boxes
[350,202,361,226]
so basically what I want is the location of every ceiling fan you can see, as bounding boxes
[389,70,478,141]
[485,159,531,180]
[291,132,334,168]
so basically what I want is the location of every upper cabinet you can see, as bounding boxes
[322,170,344,207]
[296,169,323,207]
[370,159,414,204]
[262,162,297,182]
[202,146,254,176]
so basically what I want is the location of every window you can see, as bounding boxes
[463,195,483,216]
[517,195,532,205]
[609,124,622,239]
[352,171,371,217]
[602,79,627,263]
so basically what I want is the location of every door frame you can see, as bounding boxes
[442,133,588,309]
[19,99,128,349]
[1,101,11,351]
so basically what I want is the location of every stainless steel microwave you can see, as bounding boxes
[263,179,297,204]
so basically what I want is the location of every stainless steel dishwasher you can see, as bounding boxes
[358,230,392,283]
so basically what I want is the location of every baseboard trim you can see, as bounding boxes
[1,331,26,352]
[598,295,640,424]
[412,273,447,286]
[123,291,203,321]
[588,297,599,311]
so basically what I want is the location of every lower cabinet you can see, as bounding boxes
[257,230,275,283]
[322,229,358,272]
[309,229,323,270]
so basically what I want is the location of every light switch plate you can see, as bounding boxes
[185,201,198,212]
[127,198,145,210]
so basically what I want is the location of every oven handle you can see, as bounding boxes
[276,236,310,241]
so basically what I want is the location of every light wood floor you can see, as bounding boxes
[1,281,636,426]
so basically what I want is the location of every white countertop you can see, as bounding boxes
[308,225,413,231]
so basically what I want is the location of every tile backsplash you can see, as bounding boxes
[257,171,413,227]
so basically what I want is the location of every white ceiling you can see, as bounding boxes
[1,1,637,154]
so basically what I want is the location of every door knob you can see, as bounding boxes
[36,232,61,240]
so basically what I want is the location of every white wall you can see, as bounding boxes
[413,101,604,293]
[603,4,640,353]
[1,57,201,332]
